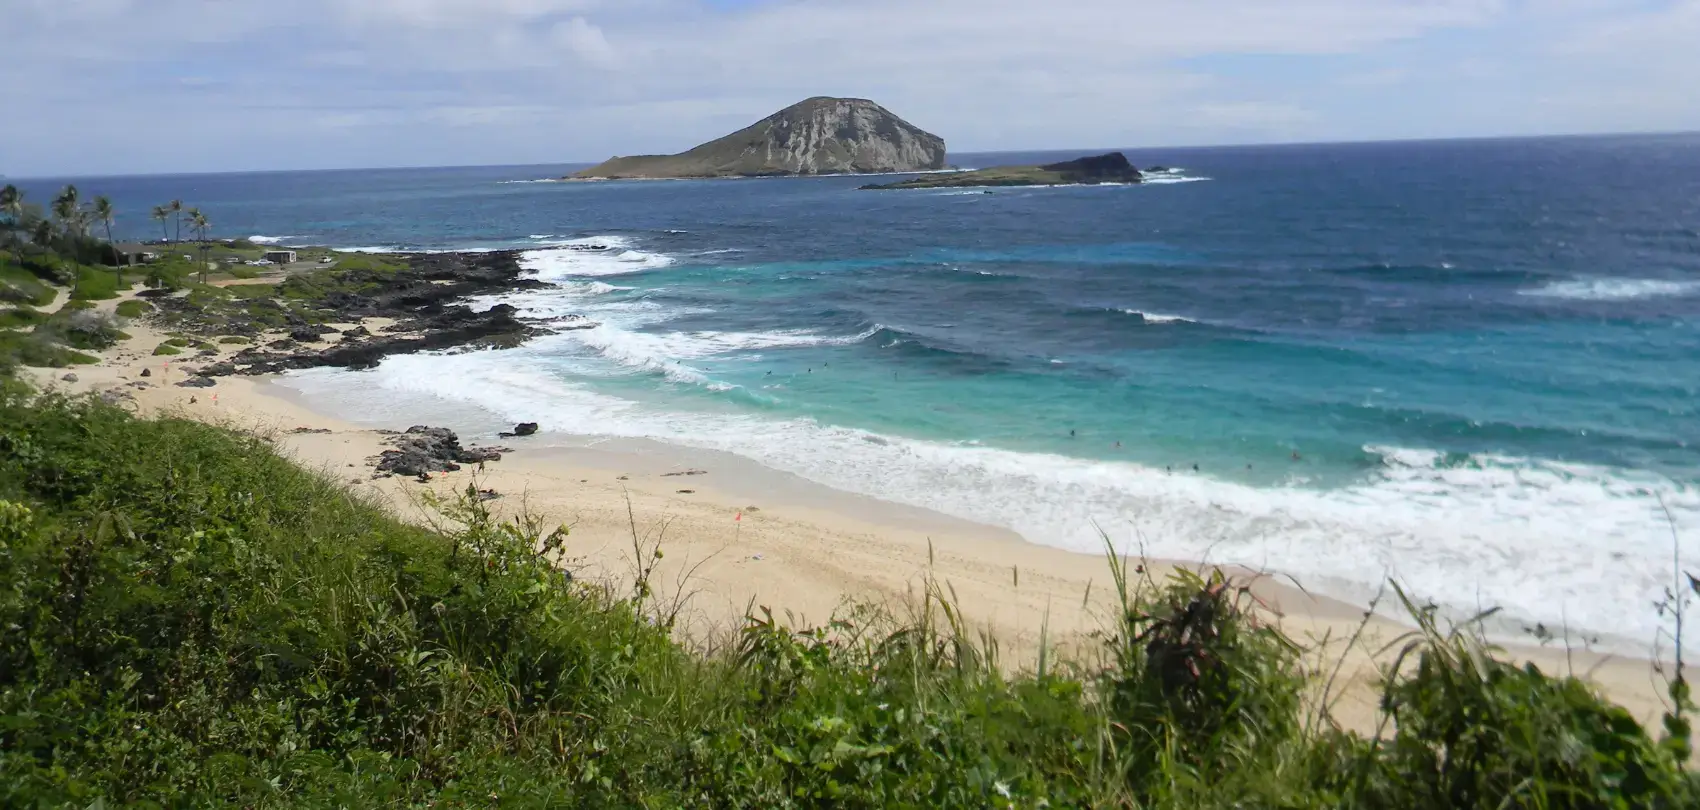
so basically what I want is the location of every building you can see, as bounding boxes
[113,244,160,265]
[263,250,298,265]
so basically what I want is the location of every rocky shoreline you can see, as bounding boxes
[148,250,586,380]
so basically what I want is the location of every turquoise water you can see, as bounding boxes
[23,134,1700,646]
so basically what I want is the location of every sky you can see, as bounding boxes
[4,0,1699,176]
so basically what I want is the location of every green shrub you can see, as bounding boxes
[0,308,46,330]
[144,261,191,291]
[152,343,183,356]
[0,390,1693,808]
[115,299,151,318]
[13,253,78,285]
[70,266,128,301]
[217,335,251,345]
[223,283,278,300]
[228,266,261,279]
[35,310,127,351]
[0,333,98,368]
[0,264,56,307]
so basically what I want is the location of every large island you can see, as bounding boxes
[860,152,1146,190]
[570,97,946,179]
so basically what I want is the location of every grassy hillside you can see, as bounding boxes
[0,382,1696,807]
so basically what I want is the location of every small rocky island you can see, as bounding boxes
[570,97,946,179]
[861,152,1146,190]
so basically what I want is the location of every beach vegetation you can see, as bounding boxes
[0,333,99,369]
[34,309,127,351]
[0,385,1693,807]
[186,208,213,282]
[151,205,171,242]
[0,308,48,330]
[151,342,184,356]
[115,299,151,318]
[69,264,131,301]
[0,262,56,307]
[144,256,193,290]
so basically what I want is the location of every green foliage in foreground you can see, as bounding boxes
[70,264,132,301]
[0,262,56,307]
[0,387,1695,808]
[115,299,152,318]
[34,309,128,351]
[0,307,47,330]
[0,332,99,371]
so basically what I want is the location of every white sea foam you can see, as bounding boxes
[277,229,1700,652]
[334,245,405,254]
[1522,278,1700,301]
[1121,309,1195,324]
[519,236,676,279]
[1141,175,1212,185]
[249,234,302,244]
[282,350,1700,654]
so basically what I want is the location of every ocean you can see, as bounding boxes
[20,134,1700,649]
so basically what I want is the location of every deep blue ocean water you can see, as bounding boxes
[21,134,1700,645]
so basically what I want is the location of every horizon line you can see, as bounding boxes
[8,128,1696,182]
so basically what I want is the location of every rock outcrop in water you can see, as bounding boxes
[571,97,947,179]
[159,251,572,378]
[861,152,1146,190]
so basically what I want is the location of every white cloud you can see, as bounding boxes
[331,0,603,29]
[555,17,620,70]
[1189,102,1320,131]
[1,0,1696,174]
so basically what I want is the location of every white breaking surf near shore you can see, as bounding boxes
[271,232,1700,656]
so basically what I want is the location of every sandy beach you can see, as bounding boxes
[23,286,1694,735]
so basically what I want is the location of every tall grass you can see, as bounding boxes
[0,383,1695,807]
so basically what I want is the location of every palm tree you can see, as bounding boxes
[0,185,23,262]
[31,218,54,248]
[187,208,212,282]
[151,205,170,242]
[52,185,82,237]
[92,196,121,280]
[168,199,184,243]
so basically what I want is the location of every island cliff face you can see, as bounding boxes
[572,97,947,179]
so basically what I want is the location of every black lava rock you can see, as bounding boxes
[375,425,504,477]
